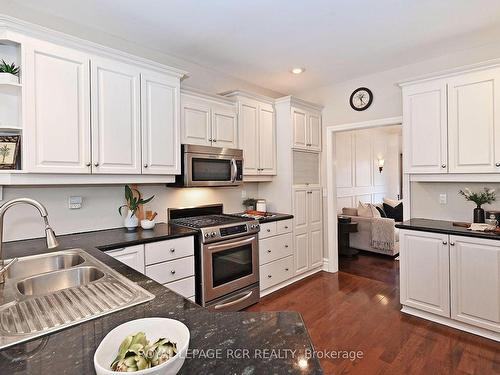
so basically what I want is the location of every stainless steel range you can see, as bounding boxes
[169,204,260,311]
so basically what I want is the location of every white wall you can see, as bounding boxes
[2,184,257,242]
[336,126,401,211]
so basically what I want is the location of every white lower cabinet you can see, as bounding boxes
[106,245,145,274]
[450,235,500,333]
[107,236,195,299]
[258,220,294,294]
[400,229,500,338]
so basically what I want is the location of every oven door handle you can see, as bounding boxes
[207,236,255,251]
[230,158,237,183]
[213,290,254,310]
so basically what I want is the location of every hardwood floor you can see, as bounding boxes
[246,253,500,375]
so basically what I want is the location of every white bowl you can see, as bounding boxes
[94,318,190,375]
[141,219,156,230]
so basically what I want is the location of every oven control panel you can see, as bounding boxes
[201,220,260,243]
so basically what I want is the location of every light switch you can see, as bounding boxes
[69,196,83,209]
[439,193,447,205]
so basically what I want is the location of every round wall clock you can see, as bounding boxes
[349,87,373,111]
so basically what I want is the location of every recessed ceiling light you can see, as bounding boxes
[291,67,305,74]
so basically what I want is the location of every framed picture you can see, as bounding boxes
[0,135,20,169]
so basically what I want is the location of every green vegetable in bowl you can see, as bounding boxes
[110,332,177,372]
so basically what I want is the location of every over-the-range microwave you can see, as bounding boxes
[168,144,243,187]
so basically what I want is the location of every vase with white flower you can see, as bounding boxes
[458,187,496,223]
[118,185,155,230]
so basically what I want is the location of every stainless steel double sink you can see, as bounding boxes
[0,249,154,350]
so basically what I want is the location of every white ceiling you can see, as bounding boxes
[7,0,500,94]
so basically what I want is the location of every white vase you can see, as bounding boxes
[123,210,138,230]
[0,73,19,85]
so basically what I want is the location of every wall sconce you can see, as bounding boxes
[377,158,385,173]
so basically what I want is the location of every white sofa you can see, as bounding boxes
[340,207,400,256]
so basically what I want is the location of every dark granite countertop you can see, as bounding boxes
[396,218,500,241]
[231,212,294,224]
[0,224,322,374]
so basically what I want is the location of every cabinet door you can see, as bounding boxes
[258,104,276,175]
[448,68,500,173]
[25,39,91,173]
[212,106,237,148]
[141,71,180,175]
[399,230,450,317]
[308,112,321,152]
[181,97,211,146]
[107,245,145,274]
[402,80,448,173]
[308,187,323,268]
[91,57,141,174]
[239,102,259,175]
[294,232,309,275]
[293,187,309,274]
[450,236,500,332]
[292,107,307,149]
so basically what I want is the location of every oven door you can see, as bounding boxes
[202,234,259,302]
[186,152,241,187]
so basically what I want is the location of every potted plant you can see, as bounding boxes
[242,198,257,211]
[459,187,496,223]
[118,185,155,230]
[0,60,20,84]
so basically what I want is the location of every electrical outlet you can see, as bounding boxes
[439,193,447,205]
[69,196,83,209]
[241,190,247,199]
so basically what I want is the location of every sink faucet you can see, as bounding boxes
[0,198,59,283]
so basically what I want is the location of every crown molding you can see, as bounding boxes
[397,58,500,87]
[0,14,188,79]
[181,86,236,106]
[220,89,276,105]
[274,95,324,111]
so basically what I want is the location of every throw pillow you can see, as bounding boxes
[358,202,374,217]
[376,206,387,218]
[383,202,403,222]
[383,198,403,208]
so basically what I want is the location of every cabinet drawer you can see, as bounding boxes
[276,219,293,235]
[145,236,194,265]
[165,276,195,298]
[259,233,293,265]
[145,256,194,284]
[260,255,294,290]
[259,222,277,239]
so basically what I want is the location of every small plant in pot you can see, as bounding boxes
[0,60,20,84]
[459,187,496,223]
[242,198,257,211]
[119,185,155,230]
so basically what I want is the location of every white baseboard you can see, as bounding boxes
[260,267,323,297]
[401,306,500,342]
[322,257,329,271]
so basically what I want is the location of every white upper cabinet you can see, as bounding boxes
[25,38,91,173]
[212,105,238,148]
[91,57,142,174]
[141,70,180,175]
[403,80,448,174]
[447,68,500,173]
[402,65,500,175]
[292,106,322,152]
[224,91,276,178]
[181,90,237,148]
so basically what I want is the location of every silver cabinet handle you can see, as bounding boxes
[144,164,148,168]
[169,248,175,253]
[450,242,455,246]
[267,249,271,253]
[94,162,99,167]
[170,270,176,274]
[213,139,217,143]
[284,226,289,229]
[86,162,91,167]
[442,241,447,245]
[285,244,289,248]
[213,290,253,310]
[267,229,271,232]
[208,138,213,142]
[441,164,446,168]
[285,268,289,271]
[496,163,500,167]
[267,275,272,278]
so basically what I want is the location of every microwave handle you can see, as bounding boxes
[230,159,238,183]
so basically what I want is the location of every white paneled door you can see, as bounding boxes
[91,57,142,174]
[239,102,259,175]
[402,80,448,173]
[181,99,211,146]
[308,112,321,151]
[292,108,307,149]
[141,70,180,175]
[399,230,450,317]
[258,104,276,175]
[448,68,500,173]
[212,107,237,148]
[25,39,91,173]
